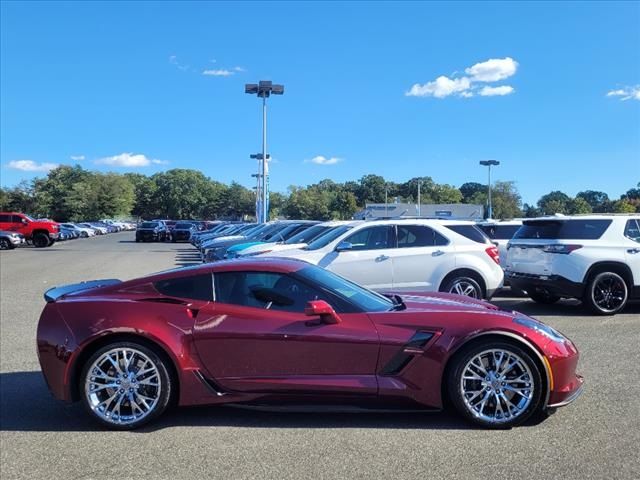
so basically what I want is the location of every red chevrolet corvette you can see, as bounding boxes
[37,258,583,429]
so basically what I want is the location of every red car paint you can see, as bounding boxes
[37,258,583,412]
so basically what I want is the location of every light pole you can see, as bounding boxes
[245,81,284,223]
[479,160,500,219]
[385,184,389,217]
[250,154,270,222]
[417,180,422,217]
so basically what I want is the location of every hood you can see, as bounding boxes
[385,291,501,313]
[228,241,267,253]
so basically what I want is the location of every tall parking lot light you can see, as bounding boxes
[245,81,284,223]
[479,160,500,219]
[250,154,270,222]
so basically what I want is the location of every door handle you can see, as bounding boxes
[432,250,445,257]
[628,248,640,254]
[376,254,390,262]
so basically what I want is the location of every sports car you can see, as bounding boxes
[37,258,583,430]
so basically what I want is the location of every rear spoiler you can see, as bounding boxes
[44,279,122,303]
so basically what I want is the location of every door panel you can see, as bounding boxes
[193,304,379,394]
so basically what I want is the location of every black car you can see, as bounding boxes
[171,222,195,242]
[135,221,169,242]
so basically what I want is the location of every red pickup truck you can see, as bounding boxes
[0,212,60,247]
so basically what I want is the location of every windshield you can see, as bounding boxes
[285,225,331,245]
[304,225,354,251]
[296,265,393,312]
[140,222,159,228]
[175,222,193,229]
[265,224,308,242]
[23,214,35,222]
[254,224,286,240]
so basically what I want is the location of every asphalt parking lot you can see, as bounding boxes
[1,233,639,480]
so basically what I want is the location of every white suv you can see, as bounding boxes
[505,214,640,315]
[263,219,504,299]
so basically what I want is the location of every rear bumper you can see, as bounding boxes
[505,271,584,299]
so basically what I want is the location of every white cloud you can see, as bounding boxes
[151,159,170,165]
[95,153,161,167]
[465,57,518,82]
[70,155,85,161]
[202,69,234,77]
[233,66,246,72]
[479,85,515,96]
[7,160,59,172]
[606,85,640,101]
[406,57,518,99]
[307,155,343,165]
[406,76,472,98]
[169,55,190,71]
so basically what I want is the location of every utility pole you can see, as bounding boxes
[479,160,500,219]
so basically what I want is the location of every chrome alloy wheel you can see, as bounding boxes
[592,273,627,314]
[460,349,534,424]
[85,347,162,426]
[448,279,480,298]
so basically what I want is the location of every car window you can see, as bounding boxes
[284,225,330,245]
[397,225,449,248]
[214,271,329,313]
[140,222,159,228]
[0,214,12,222]
[479,224,521,240]
[154,274,214,301]
[444,224,491,244]
[624,219,640,243]
[344,226,394,251]
[304,225,354,250]
[514,219,612,240]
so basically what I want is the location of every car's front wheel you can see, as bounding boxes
[80,342,173,430]
[32,233,50,248]
[584,271,628,315]
[448,341,544,428]
[0,238,14,250]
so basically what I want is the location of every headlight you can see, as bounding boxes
[513,316,566,343]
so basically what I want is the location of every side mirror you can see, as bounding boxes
[335,241,353,252]
[304,300,341,324]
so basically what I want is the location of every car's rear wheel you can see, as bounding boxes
[528,289,560,304]
[442,276,483,299]
[80,342,173,430]
[32,233,50,248]
[448,341,543,428]
[0,238,14,250]
[584,271,628,315]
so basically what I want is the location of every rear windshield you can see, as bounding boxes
[445,225,491,244]
[514,219,612,240]
[175,223,193,229]
[479,224,521,240]
[304,225,354,251]
[140,222,159,228]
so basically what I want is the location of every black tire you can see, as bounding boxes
[583,271,628,315]
[32,233,50,248]
[528,289,560,304]
[135,238,140,243]
[81,231,89,238]
[0,238,14,250]
[441,275,483,299]
[447,341,544,428]
[79,341,173,430]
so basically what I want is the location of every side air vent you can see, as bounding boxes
[380,331,435,376]
[193,370,227,397]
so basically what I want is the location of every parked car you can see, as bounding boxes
[478,220,524,294]
[77,223,107,235]
[263,219,504,299]
[229,221,355,258]
[135,221,169,242]
[505,214,640,315]
[0,230,26,249]
[203,222,318,263]
[37,257,582,430]
[60,223,95,238]
[59,226,79,239]
[170,222,195,242]
[193,223,255,248]
[0,212,60,247]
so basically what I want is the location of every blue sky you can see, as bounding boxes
[1,1,639,205]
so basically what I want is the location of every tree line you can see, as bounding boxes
[1,165,638,222]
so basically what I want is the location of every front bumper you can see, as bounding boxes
[505,271,585,299]
[548,375,584,408]
[49,232,60,240]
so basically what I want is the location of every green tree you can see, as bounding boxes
[459,182,486,203]
[537,191,572,215]
[611,199,636,213]
[357,174,387,204]
[125,173,159,219]
[576,190,609,212]
[567,197,592,214]
[33,165,91,220]
[151,169,216,219]
[330,191,358,219]
[469,181,522,219]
